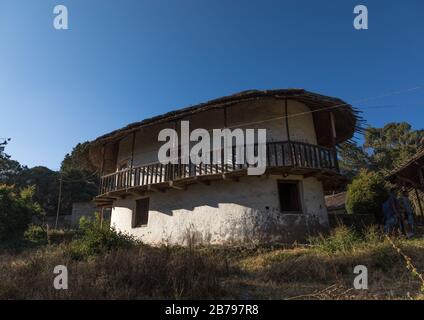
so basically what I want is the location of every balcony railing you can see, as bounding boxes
[98,141,338,196]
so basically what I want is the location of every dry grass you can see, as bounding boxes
[0,245,226,299]
[0,226,423,300]
[225,228,424,299]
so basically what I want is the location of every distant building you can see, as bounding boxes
[71,202,111,226]
[87,89,359,245]
[387,147,424,222]
[325,192,347,214]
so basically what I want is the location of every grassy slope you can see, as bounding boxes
[224,238,424,299]
[0,227,423,300]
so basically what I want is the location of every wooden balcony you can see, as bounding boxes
[95,141,340,206]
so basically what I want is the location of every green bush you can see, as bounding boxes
[309,226,361,254]
[48,229,76,244]
[309,225,386,254]
[66,215,138,260]
[24,225,76,246]
[346,170,389,217]
[0,185,41,241]
[24,225,47,244]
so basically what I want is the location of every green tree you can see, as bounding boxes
[59,168,98,215]
[59,142,99,215]
[338,142,372,179]
[0,138,25,183]
[61,142,96,173]
[346,170,389,219]
[339,122,424,178]
[364,122,424,173]
[0,185,42,240]
[13,167,59,216]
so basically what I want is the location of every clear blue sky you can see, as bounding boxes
[1,0,423,170]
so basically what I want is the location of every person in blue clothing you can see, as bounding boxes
[382,189,400,235]
[398,189,415,238]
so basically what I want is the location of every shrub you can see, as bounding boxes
[346,169,389,217]
[24,225,47,244]
[66,215,138,260]
[24,225,76,247]
[309,226,361,254]
[0,185,41,241]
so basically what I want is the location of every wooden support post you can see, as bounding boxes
[419,166,424,189]
[328,111,339,171]
[99,144,106,195]
[223,106,228,171]
[129,132,137,189]
[54,173,63,230]
[414,188,424,222]
[284,98,294,166]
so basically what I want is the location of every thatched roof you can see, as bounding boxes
[88,89,361,169]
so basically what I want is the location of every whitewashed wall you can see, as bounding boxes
[110,175,329,245]
[110,98,328,245]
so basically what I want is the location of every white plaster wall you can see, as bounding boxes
[110,175,328,245]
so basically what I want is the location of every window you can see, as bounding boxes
[278,181,302,212]
[133,198,149,227]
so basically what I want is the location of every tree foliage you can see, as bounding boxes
[1,140,98,216]
[61,142,96,173]
[13,166,59,216]
[339,122,424,177]
[346,170,389,218]
[0,185,42,240]
[364,122,424,173]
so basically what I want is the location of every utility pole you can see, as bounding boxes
[55,173,63,229]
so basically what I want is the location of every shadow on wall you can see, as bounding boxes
[114,177,330,245]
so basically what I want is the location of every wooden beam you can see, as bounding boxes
[104,193,124,200]
[396,176,421,189]
[147,185,159,192]
[128,190,145,197]
[284,98,294,166]
[284,98,291,142]
[222,173,240,181]
[193,176,211,185]
[169,181,185,190]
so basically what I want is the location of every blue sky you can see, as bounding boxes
[1,0,423,170]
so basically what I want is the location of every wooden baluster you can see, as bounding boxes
[294,144,299,167]
[307,145,312,167]
[273,143,278,167]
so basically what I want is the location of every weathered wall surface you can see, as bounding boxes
[110,175,329,245]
